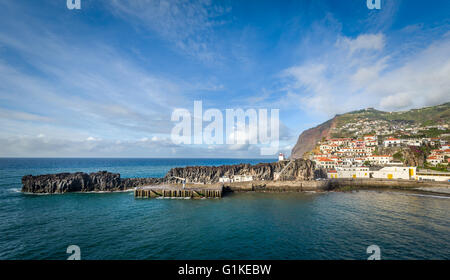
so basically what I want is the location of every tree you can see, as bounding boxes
[393,151,403,161]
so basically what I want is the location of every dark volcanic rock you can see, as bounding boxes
[164,159,316,184]
[121,177,163,189]
[21,171,162,194]
[22,159,316,193]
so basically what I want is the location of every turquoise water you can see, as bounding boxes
[0,158,449,260]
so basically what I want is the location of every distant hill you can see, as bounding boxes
[291,102,450,159]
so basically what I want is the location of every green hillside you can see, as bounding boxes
[331,103,450,138]
[336,102,450,127]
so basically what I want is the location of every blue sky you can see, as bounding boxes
[0,0,449,157]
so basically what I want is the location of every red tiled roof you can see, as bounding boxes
[318,157,334,162]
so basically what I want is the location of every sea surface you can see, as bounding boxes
[0,158,449,260]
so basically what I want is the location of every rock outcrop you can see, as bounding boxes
[22,171,162,194]
[402,146,427,167]
[22,159,317,193]
[377,146,427,167]
[165,159,316,184]
[291,118,336,159]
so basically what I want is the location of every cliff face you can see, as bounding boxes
[291,118,336,159]
[22,159,317,193]
[377,146,427,167]
[22,171,162,194]
[165,159,316,183]
[402,146,427,167]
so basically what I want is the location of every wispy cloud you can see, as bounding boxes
[0,7,193,139]
[108,0,232,62]
[336,33,385,54]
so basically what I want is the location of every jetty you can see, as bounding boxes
[134,184,223,199]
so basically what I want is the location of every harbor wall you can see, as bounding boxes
[225,178,449,193]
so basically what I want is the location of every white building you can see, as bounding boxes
[366,155,393,165]
[233,175,253,182]
[401,139,422,146]
[219,176,232,183]
[416,170,450,182]
[364,135,377,142]
[371,167,416,180]
[327,167,370,179]
[384,137,401,147]
[219,175,253,183]
[426,156,442,166]
[278,153,286,161]
[315,157,335,169]
[327,166,417,180]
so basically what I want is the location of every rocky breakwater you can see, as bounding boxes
[22,171,162,194]
[164,159,317,184]
[21,159,318,194]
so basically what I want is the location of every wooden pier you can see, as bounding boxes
[134,184,223,199]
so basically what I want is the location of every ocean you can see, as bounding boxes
[0,158,449,260]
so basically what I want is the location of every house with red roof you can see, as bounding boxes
[383,137,401,147]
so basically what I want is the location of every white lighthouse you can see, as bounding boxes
[278,153,286,161]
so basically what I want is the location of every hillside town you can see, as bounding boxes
[310,130,450,182]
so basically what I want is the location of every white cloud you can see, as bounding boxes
[108,0,231,62]
[0,11,196,141]
[86,136,101,142]
[0,108,53,123]
[336,33,385,54]
[280,32,450,116]
[0,135,278,158]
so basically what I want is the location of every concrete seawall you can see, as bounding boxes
[224,180,329,192]
[224,179,450,194]
[327,178,450,189]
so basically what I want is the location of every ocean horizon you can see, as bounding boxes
[0,158,449,260]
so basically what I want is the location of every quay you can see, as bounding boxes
[134,178,450,199]
[134,184,223,199]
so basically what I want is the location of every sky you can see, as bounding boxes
[0,0,449,158]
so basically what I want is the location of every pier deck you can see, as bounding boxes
[134,184,223,198]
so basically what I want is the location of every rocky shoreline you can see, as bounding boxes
[21,159,318,194]
[21,159,449,195]
[21,171,163,194]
